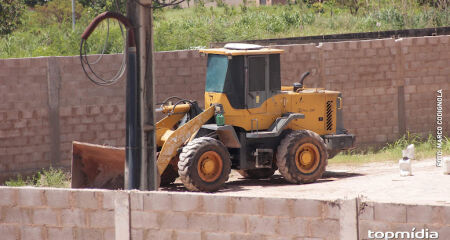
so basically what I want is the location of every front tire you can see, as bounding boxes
[276,130,328,184]
[178,137,231,192]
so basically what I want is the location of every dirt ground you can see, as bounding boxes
[162,158,450,205]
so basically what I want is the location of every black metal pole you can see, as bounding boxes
[126,0,158,191]
[125,48,141,189]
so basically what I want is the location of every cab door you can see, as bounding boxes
[246,55,268,114]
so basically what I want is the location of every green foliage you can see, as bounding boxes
[0,0,25,35]
[4,174,28,187]
[23,0,48,7]
[0,1,449,58]
[336,0,365,15]
[332,133,450,164]
[4,167,70,188]
[35,0,84,24]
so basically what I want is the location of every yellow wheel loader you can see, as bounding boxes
[72,43,354,192]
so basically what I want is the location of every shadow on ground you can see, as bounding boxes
[160,171,364,193]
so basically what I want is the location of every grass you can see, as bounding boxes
[331,134,450,164]
[4,167,71,188]
[0,1,449,58]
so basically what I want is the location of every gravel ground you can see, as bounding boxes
[163,158,450,205]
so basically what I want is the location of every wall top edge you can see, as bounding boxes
[1,35,448,61]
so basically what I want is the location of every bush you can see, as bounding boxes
[23,0,48,7]
[35,0,84,25]
[0,0,25,35]
[4,167,70,188]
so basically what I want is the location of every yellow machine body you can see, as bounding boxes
[205,90,339,135]
[72,45,353,190]
[72,104,214,189]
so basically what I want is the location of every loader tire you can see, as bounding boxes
[237,168,275,179]
[277,130,328,184]
[178,137,231,192]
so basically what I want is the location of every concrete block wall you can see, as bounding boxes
[0,55,127,182]
[128,192,353,240]
[358,201,450,239]
[0,187,117,240]
[1,187,449,240]
[1,35,449,181]
[275,36,450,144]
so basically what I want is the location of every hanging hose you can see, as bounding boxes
[80,11,135,86]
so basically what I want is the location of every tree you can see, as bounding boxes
[0,0,25,35]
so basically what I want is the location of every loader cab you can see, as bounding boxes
[201,44,283,110]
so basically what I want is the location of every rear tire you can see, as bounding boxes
[276,130,328,184]
[178,137,231,192]
[237,168,275,179]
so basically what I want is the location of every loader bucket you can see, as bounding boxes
[71,141,125,189]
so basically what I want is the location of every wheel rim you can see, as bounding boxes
[294,143,320,174]
[197,151,223,182]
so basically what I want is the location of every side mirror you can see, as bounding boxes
[293,71,310,91]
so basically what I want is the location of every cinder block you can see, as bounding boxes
[427,36,439,45]
[132,229,144,240]
[2,206,32,224]
[172,194,201,212]
[18,188,43,207]
[188,213,219,231]
[130,192,144,211]
[33,208,59,226]
[321,43,334,51]
[323,201,340,220]
[21,226,44,240]
[358,202,374,221]
[231,233,266,240]
[47,227,74,240]
[0,188,17,206]
[263,198,292,217]
[202,195,231,213]
[217,214,247,233]
[73,190,99,209]
[373,203,407,223]
[232,197,262,215]
[101,191,119,210]
[371,40,384,48]
[174,230,201,240]
[104,228,115,240]
[143,192,172,212]
[360,40,372,49]
[45,189,70,209]
[365,49,377,57]
[61,209,86,227]
[131,211,159,229]
[74,228,103,240]
[247,215,278,235]
[205,232,232,240]
[292,199,322,218]
[145,229,174,240]
[160,212,188,230]
[0,225,18,240]
[278,217,308,237]
[406,205,433,224]
[309,219,339,239]
[89,210,115,228]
